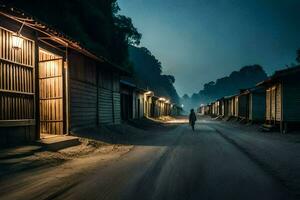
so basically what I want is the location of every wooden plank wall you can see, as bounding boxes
[266,88,271,121]
[136,93,143,118]
[69,52,97,130]
[275,84,281,121]
[249,94,253,120]
[266,84,281,124]
[99,88,113,124]
[238,94,247,118]
[144,96,151,117]
[39,50,63,134]
[70,79,97,130]
[98,71,120,124]
[251,92,266,122]
[0,27,35,123]
[234,96,239,117]
[271,86,276,121]
[228,99,232,116]
[113,92,121,124]
[282,78,300,122]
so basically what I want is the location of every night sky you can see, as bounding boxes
[118,0,300,96]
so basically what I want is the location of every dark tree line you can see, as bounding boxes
[129,46,180,104]
[2,0,141,69]
[181,65,268,110]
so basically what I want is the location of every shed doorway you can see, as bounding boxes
[39,49,64,134]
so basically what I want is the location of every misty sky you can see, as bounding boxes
[118,0,300,96]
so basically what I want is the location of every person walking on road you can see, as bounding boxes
[189,109,197,131]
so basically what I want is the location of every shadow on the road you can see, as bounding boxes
[71,118,215,148]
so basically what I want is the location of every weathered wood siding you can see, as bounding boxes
[99,88,113,123]
[144,96,152,117]
[113,92,121,124]
[234,96,239,117]
[228,99,232,116]
[133,92,144,119]
[282,78,300,122]
[238,94,248,118]
[70,79,97,130]
[69,51,97,130]
[249,91,266,122]
[99,71,120,124]
[266,84,281,123]
[0,26,36,143]
[266,88,271,121]
[271,87,277,121]
[39,49,64,134]
[275,84,282,121]
[69,51,121,129]
[139,94,144,118]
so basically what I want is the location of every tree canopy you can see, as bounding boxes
[3,0,141,69]
[129,46,179,103]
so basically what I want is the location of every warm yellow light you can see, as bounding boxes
[12,34,23,49]
[159,97,166,101]
[145,91,152,95]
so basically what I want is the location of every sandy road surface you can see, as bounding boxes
[0,120,296,200]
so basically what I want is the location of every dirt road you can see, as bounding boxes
[0,119,297,200]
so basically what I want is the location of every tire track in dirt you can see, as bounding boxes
[124,127,185,200]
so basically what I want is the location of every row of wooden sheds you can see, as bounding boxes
[0,6,178,146]
[199,66,300,133]
[120,80,179,121]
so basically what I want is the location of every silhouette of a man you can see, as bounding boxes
[189,109,197,131]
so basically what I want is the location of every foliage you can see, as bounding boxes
[3,0,141,69]
[129,46,180,103]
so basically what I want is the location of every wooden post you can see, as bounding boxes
[34,32,40,140]
[63,52,68,135]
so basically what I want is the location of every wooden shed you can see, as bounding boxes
[208,103,213,116]
[120,80,146,121]
[257,66,300,132]
[120,80,134,121]
[0,6,125,145]
[211,101,218,116]
[238,89,249,120]
[157,97,170,117]
[151,96,159,118]
[134,88,146,119]
[144,91,154,118]
[222,96,231,117]
[217,98,225,116]
[227,94,238,117]
[247,86,266,122]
